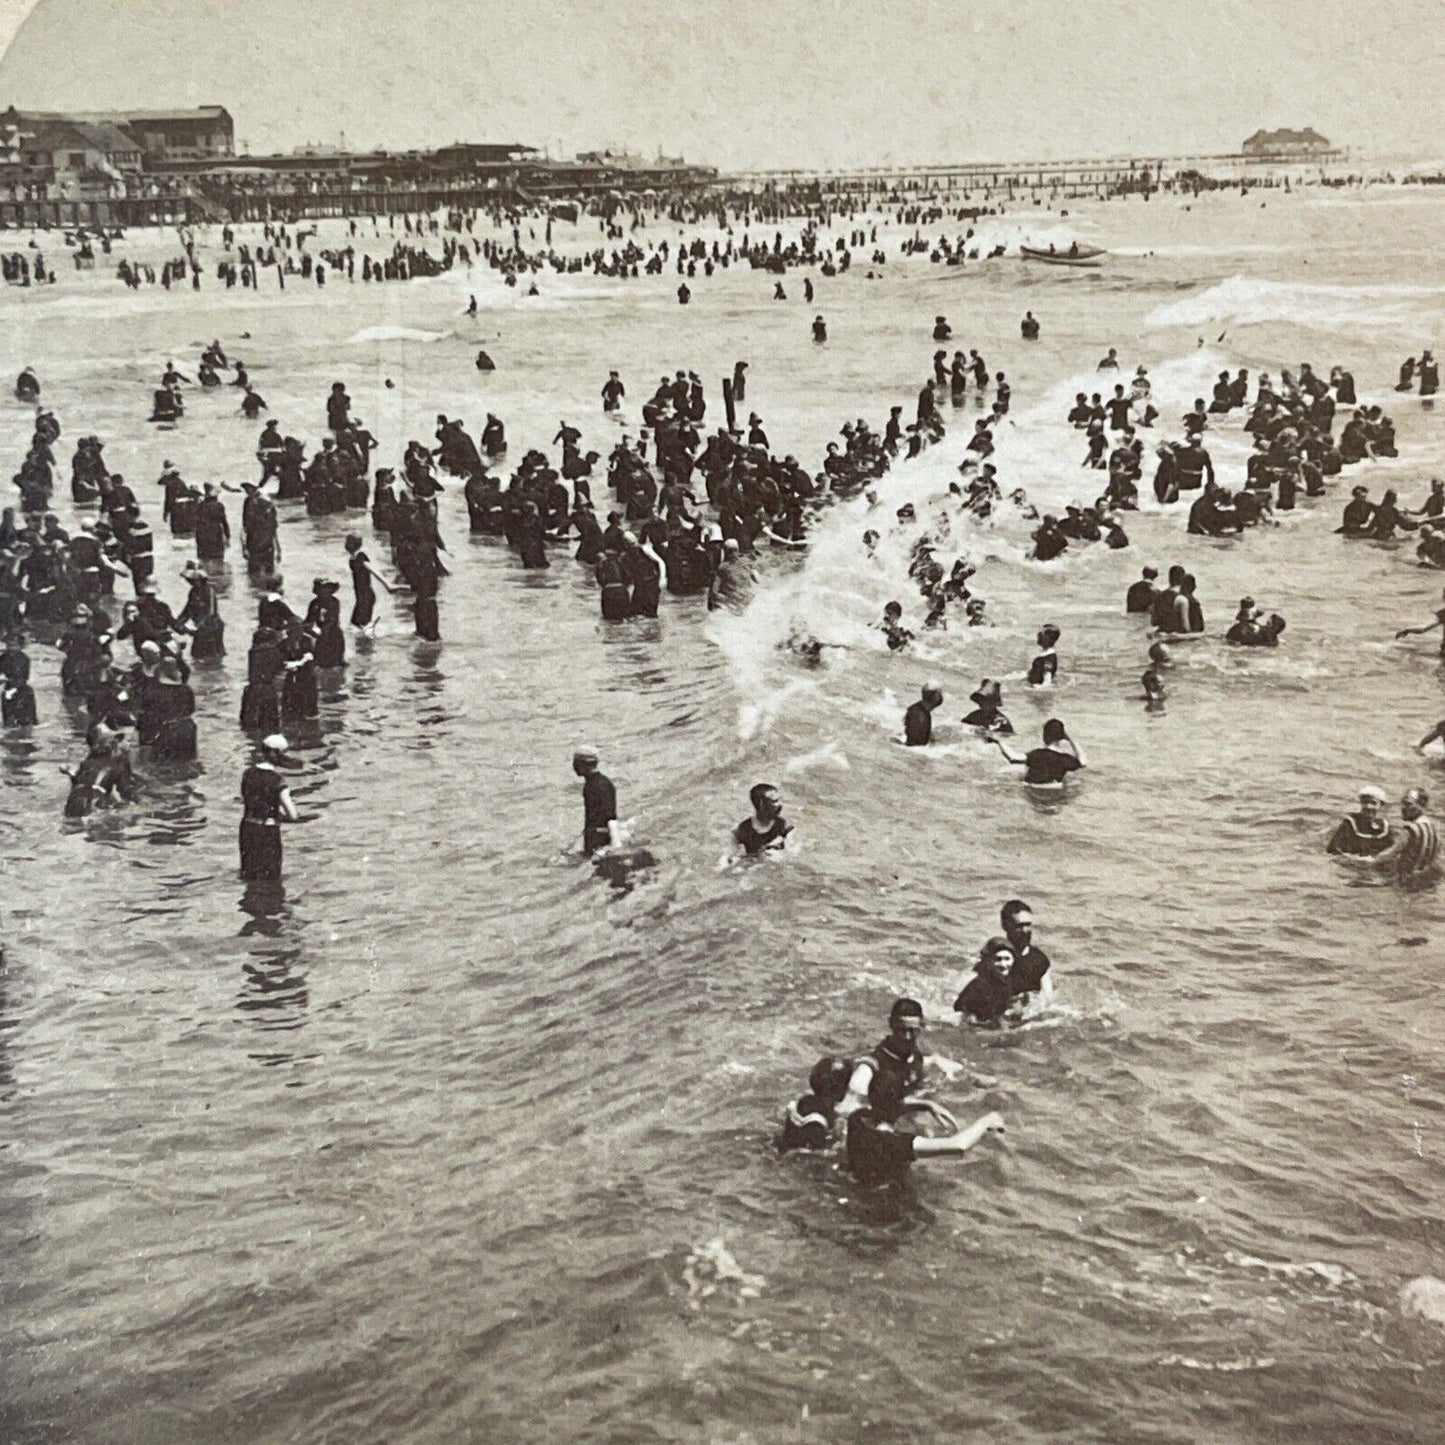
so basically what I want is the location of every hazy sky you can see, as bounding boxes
[0,0,1440,168]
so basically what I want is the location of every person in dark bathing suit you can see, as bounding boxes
[63,723,137,818]
[574,747,621,855]
[778,1056,852,1153]
[844,1067,1003,1188]
[1126,567,1159,614]
[961,679,1012,733]
[735,782,793,855]
[239,733,299,880]
[904,682,943,745]
[1,632,36,726]
[304,579,346,669]
[1028,625,1061,685]
[1325,786,1393,857]
[990,719,1085,785]
[954,936,1019,1024]
[345,533,392,629]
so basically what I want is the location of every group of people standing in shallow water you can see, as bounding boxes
[773,897,1055,1187]
[3,204,1442,1106]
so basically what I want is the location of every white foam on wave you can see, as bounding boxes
[1227,1252,1353,1288]
[1113,243,1300,259]
[966,215,1093,256]
[709,344,1234,739]
[346,325,450,345]
[783,740,851,773]
[1146,275,1445,333]
[1401,1275,1445,1325]
[436,264,630,312]
[682,1238,765,1304]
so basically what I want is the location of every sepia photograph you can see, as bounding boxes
[0,2,1443,1440]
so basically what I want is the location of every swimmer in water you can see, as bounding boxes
[1417,719,1445,754]
[1142,639,1171,702]
[989,719,1085,785]
[844,1068,1003,1189]
[961,679,1011,733]
[783,630,825,666]
[1028,625,1061,685]
[1126,566,1159,615]
[878,600,913,652]
[1326,785,1393,857]
[573,747,621,856]
[1395,588,1445,656]
[778,1056,852,1152]
[904,682,943,746]
[953,936,1019,1024]
[1001,898,1052,1000]
[836,998,952,1125]
[1372,787,1439,879]
[735,782,793,856]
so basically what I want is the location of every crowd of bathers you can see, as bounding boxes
[4,220,1443,1188]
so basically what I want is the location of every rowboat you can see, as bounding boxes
[1020,244,1105,268]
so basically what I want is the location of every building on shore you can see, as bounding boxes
[0,105,718,225]
[1241,127,1338,160]
[0,105,233,202]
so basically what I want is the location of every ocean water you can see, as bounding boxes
[1,188,1444,1444]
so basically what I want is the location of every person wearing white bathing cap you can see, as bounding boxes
[1325,785,1392,858]
[904,681,944,746]
[572,747,620,856]
[239,733,299,881]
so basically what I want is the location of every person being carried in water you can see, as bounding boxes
[1325,785,1393,857]
[573,747,622,856]
[63,722,138,818]
[989,718,1085,785]
[778,1056,853,1152]
[735,782,793,856]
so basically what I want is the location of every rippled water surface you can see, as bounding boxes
[2,189,1445,1443]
